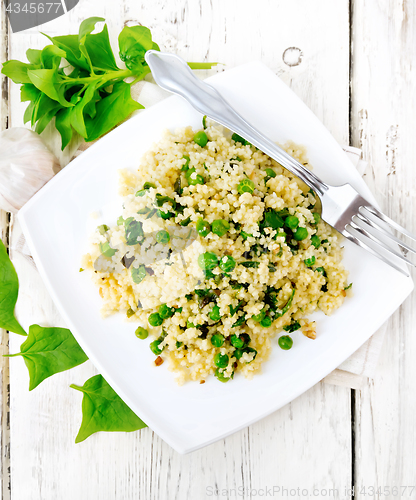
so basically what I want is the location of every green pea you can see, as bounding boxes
[278,335,293,350]
[285,215,299,231]
[196,218,211,237]
[214,353,229,368]
[311,234,321,248]
[219,255,236,273]
[304,256,316,267]
[181,155,190,171]
[211,333,225,347]
[210,304,221,322]
[198,252,218,271]
[186,167,205,185]
[156,230,170,244]
[252,309,266,322]
[212,219,230,237]
[230,334,245,348]
[135,327,148,340]
[158,304,175,319]
[234,349,244,360]
[148,312,163,327]
[293,227,308,241]
[194,130,208,147]
[215,368,233,383]
[150,339,164,355]
[237,179,255,195]
[313,213,321,224]
[260,316,272,328]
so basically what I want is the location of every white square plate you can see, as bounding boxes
[19,62,413,453]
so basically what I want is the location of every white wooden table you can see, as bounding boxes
[1,1,416,499]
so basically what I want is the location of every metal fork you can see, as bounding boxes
[145,51,416,277]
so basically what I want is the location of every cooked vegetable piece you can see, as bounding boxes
[237,179,255,194]
[278,335,293,350]
[135,327,148,339]
[211,219,230,237]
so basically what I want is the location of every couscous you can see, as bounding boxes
[82,120,349,384]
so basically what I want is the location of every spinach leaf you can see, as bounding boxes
[1,18,217,149]
[85,81,143,142]
[70,374,147,443]
[118,25,154,72]
[124,217,144,246]
[6,324,88,390]
[0,240,26,336]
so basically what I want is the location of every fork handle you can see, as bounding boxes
[145,51,328,196]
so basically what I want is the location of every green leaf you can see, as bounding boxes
[70,374,147,443]
[1,60,37,84]
[0,240,26,336]
[27,68,72,107]
[78,17,105,44]
[40,45,66,70]
[20,83,40,102]
[26,48,42,65]
[83,24,119,72]
[34,96,62,134]
[85,81,143,142]
[70,81,100,137]
[55,107,74,150]
[118,25,153,71]
[44,33,89,71]
[6,324,88,390]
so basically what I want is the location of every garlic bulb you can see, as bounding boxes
[0,128,60,213]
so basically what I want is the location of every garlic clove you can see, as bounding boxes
[0,128,60,213]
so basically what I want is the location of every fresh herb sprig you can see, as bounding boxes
[1,17,216,150]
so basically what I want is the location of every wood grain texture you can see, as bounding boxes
[351,0,416,495]
[7,1,354,498]
[0,4,10,500]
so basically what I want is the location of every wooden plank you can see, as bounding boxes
[0,5,11,500]
[351,0,416,493]
[8,1,353,498]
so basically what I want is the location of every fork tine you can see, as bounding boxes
[349,221,414,266]
[343,226,410,277]
[354,213,416,256]
[360,205,416,242]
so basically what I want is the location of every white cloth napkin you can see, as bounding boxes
[13,81,382,390]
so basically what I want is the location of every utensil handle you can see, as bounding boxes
[145,51,328,196]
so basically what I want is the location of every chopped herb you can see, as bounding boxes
[131,265,146,284]
[125,218,144,246]
[232,314,246,328]
[315,267,327,277]
[98,224,110,235]
[240,231,253,240]
[181,155,190,171]
[240,261,260,268]
[344,283,353,290]
[180,216,191,226]
[283,321,301,333]
[202,115,207,129]
[126,308,135,318]
[268,263,277,272]
[232,133,251,146]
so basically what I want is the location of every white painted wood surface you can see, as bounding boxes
[1,0,414,498]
